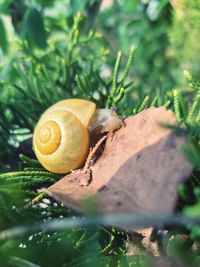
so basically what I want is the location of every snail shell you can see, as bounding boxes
[33,99,96,174]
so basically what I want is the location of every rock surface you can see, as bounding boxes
[45,107,192,220]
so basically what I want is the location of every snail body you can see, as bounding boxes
[33,99,122,174]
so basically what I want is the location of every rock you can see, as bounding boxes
[44,107,192,227]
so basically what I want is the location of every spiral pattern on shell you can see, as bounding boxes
[33,99,96,174]
[36,120,61,155]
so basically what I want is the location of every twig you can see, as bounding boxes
[83,133,109,173]
[27,192,47,208]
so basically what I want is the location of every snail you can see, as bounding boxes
[33,99,122,174]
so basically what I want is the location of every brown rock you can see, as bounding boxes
[44,107,192,224]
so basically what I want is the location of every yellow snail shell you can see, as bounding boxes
[33,99,122,174]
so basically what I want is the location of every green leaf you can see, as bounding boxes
[23,8,47,49]
[70,0,88,14]
[0,17,8,53]
[156,0,169,15]
[0,0,13,13]
[182,138,200,168]
[184,203,200,217]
